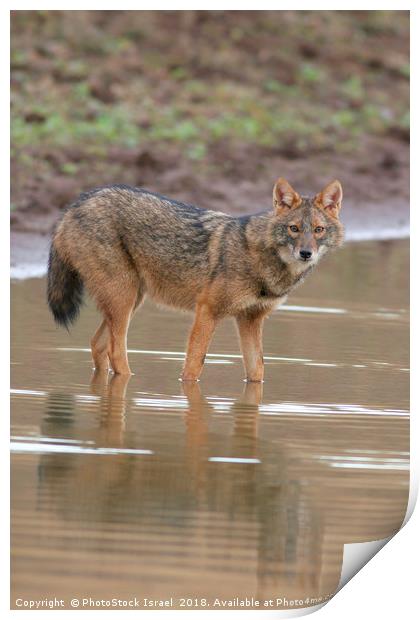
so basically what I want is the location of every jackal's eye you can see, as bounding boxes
[314,226,325,234]
[289,225,299,233]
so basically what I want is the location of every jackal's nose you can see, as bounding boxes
[299,250,312,261]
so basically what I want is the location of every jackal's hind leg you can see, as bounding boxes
[91,319,110,372]
[105,297,137,375]
[92,278,144,376]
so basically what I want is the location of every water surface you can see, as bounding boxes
[11,239,409,610]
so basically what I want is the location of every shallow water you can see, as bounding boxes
[11,239,409,610]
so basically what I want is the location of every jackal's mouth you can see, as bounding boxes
[299,255,313,263]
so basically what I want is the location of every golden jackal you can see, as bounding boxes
[47,178,344,381]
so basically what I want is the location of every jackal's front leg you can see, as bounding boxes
[236,313,265,382]
[182,303,217,381]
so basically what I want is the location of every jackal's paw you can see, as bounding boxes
[179,375,200,382]
[92,366,111,373]
[111,370,135,376]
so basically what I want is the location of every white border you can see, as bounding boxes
[4,4,416,619]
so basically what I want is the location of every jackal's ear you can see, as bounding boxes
[273,178,301,215]
[315,180,343,218]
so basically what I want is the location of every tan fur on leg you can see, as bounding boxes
[236,313,265,382]
[182,303,217,381]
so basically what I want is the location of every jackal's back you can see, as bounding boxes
[50,185,248,312]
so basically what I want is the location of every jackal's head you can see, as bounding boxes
[272,178,344,267]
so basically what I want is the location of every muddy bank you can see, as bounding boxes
[11,10,409,278]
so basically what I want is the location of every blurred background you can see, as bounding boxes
[11,10,409,266]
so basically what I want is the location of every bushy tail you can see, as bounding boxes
[47,243,84,329]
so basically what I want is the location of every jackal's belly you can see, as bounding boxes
[142,265,289,317]
[143,273,200,312]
